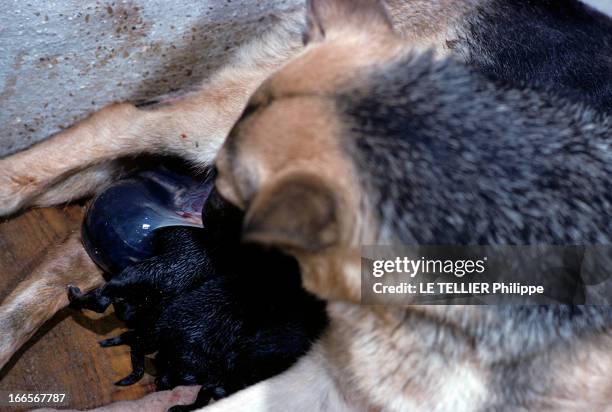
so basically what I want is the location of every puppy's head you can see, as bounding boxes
[215,0,411,302]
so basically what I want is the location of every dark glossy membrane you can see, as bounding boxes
[82,168,214,274]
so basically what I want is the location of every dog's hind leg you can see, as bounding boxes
[0,9,306,217]
[0,232,104,370]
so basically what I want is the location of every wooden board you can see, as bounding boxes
[0,206,154,411]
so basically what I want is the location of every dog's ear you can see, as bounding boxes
[243,173,340,252]
[304,0,392,43]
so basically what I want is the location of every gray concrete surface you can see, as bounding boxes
[0,0,301,156]
[585,0,612,15]
[1,0,610,157]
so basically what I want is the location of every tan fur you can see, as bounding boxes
[386,0,484,44]
[543,334,612,410]
[199,308,612,412]
[218,95,366,302]
[32,161,126,208]
[0,232,103,369]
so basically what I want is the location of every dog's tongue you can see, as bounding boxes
[82,167,214,275]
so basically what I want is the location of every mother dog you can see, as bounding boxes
[1,0,612,410]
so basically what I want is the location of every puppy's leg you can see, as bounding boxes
[0,232,104,370]
[98,330,136,348]
[0,10,306,217]
[97,330,148,386]
[197,345,355,412]
[115,346,146,386]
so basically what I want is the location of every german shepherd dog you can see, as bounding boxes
[1,0,612,410]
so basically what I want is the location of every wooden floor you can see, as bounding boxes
[0,206,154,411]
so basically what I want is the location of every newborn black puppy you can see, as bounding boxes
[152,238,328,409]
[69,187,328,411]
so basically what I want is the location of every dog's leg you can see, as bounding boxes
[0,10,306,217]
[0,232,104,370]
[31,160,127,208]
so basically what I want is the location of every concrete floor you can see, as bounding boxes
[586,0,612,15]
[0,0,610,157]
[0,0,301,156]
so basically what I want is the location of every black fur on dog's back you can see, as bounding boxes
[341,52,612,246]
[333,48,612,360]
[456,0,612,112]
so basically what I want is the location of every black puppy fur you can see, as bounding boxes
[457,0,612,112]
[69,186,328,411]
